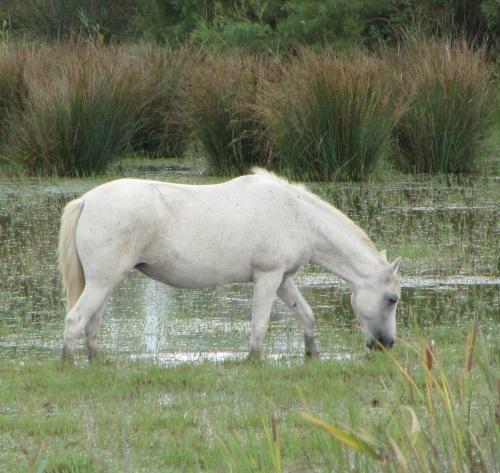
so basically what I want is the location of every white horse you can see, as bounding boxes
[59,169,401,363]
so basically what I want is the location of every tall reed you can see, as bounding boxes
[185,54,274,176]
[393,37,492,173]
[8,45,151,176]
[262,51,398,181]
[130,46,193,158]
[0,44,29,144]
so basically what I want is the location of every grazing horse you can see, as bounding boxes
[59,169,401,363]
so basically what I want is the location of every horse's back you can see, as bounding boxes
[76,176,312,288]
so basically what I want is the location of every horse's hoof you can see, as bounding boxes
[305,349,320,360]
[61,347,75,366]
[87,351,97,364]
[247,350,262,362]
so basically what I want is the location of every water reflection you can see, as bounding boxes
[0,169,498,364]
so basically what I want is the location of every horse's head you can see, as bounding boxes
[350,254,401,350]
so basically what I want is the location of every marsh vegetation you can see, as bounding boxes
[0,161,498,472]
[0,2,498,471]
[0,36,495,179]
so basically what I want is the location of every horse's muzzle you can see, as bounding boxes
[366,335,395,350]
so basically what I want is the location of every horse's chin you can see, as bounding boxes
[366,338,394,350]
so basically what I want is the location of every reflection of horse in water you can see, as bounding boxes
[58,169,401,363]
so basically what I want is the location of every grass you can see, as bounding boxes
[262,50,398,181]
[7,44,150,176]
[392,36,494,173]
[0,38,497,178]
[184,54,275,176]
[0,322,497,472]
[0,43,29,144]
[0,156,498,471]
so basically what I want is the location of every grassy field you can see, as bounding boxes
[0,323,498,473]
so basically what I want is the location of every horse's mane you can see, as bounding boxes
[251,168,380,254]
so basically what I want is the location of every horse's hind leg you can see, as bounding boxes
[62,284,110,364]
[277,277,319,357]
[84,296,109,362]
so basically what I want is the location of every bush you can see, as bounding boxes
[8,45,150,176]
[393,37,493,173]
[192,20,274,53]
[262,51,398,181]
[185,54,274,176]
[15,0,138,42]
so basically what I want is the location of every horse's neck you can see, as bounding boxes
[308,203,384,287]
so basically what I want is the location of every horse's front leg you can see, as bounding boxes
[248,270,284,359]
[277,277,319,358]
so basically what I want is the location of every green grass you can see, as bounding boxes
[0,323,498,472]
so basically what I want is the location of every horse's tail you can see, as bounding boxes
[58,198,85,312]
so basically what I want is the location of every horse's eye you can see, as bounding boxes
[387,293,398,305]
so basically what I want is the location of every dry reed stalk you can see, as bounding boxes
[464,320,479,372]
[496,380,500,426]
[426,342,434,371]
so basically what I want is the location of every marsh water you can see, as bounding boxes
[0,161,498,364]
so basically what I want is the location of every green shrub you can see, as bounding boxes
[192,19,274,53]
[8,45,150,176]
[185,54,274,176]
[263,51,398,181]
[16,0,137,42]
[393,37,493,173]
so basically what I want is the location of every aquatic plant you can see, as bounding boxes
[184,54,275,176]
[0,44,29,145]
[129,45,193,158]
[8,44,150,176]
[393,37,493,173]
[261,50,398,181]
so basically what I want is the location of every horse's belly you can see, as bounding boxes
[136,258,253,289]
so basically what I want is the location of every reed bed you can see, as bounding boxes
[184,54,275,176]
[393,37,493,173]
[8,45,146,176]
[2,43,191,176]
[261,51,399,181]
[129,46,193,158]
[0,44,30,144]
[0,39,494,178]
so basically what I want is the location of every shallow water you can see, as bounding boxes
[0,161,498,364]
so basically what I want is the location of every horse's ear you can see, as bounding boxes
[391,257,401,274]
[380,249,387,263]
